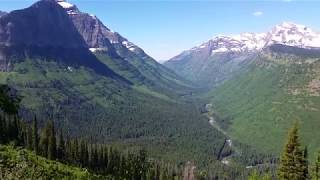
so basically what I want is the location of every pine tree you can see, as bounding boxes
[11,116,19,142]
[0,115,5,143]
[57,130,65,160]
[312,151,320,180]
[26,126,33,150]
[79,139,88,167]
[277,122,308,180]
[47,121,57,159]
[73,139,79,164]
[47,120,56,160]
[32,116,39,154]
[303,146,309,179]
[40,121,51,158]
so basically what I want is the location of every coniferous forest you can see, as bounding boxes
[2,0,320,179]
[0,84,182,179]
[1,81,320,180]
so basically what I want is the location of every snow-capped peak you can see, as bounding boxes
[192,22,320,55]
[266,21,320,48]
[56,0,73,8]
[55,0,78,15]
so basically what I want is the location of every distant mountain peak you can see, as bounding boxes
[186,22,320,57]
[266,22,320,48]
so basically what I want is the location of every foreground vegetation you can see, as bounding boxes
[248,122,320,180]
[3,114,320,179]
[0,145,104,179]
[0,112,185,179]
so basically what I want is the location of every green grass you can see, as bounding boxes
[95,53,195,99]
[0,145,107,179]
[133,85,173,102]
[205,54,320,159]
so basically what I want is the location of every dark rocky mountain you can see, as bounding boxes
[57,0,154,60]
[0,11,7,17]
[0,0,86,48]
[55,0,192,94]
[56,1,119,58]
[0,0,127,82]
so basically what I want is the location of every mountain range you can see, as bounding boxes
[2,0,320,177]
[0,0,226,167]
[165,22,320,158]
[165,22,320,87]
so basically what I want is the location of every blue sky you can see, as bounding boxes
[1,0,320,61]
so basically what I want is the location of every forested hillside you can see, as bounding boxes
[205,47,320,158]
[0,0,228,168]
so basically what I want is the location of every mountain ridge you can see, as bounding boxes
[53,0,194,96]
[164,22,320,88]
[168,22,320,63]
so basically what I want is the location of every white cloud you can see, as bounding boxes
[253,11,263,17]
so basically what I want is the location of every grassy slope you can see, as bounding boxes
[0,58,226,166]
[205,53,320,158]
[164,52,256,89]
[95,53,194,98]
[0,145,107,179]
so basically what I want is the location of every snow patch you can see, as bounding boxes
[110,40,119,44]
[191,22,320,55]
[122,41,137,51]
[212,47,228,53]
[67,11,77,15]
[221,159,230,165]
[56,0,74,9]
[226,139,232,147]
[67,66,73,72]
[89,48,107,52]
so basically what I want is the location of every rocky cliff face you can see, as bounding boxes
[55,0,148,60]
[0,0,86,48]
[64,7,120,57]
[54,0,189,91]
[0,0,128,82]
[0,11,7,17]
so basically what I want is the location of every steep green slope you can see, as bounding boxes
[0,145,105,179]
[95,53,193,98]
[205,50,320,157]
[165,51,256,89]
